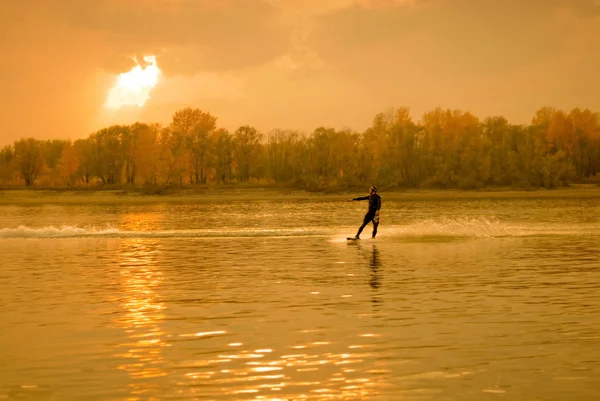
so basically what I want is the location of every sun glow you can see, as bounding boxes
[105,55,161,109]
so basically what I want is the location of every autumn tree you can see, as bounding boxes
[57,140,80,187]
[378,107,422,187]
[482,117,511,185]
[120,122,160,185]
[40,140,66,171]
[212,128,234,184]
[74,138,94,185]
[266,129,301,183]
[14,138,45,186]
[420,108,480,187]
[154,126,192,186]
[0,145,16,185]
[233,125,263,182]
[568,108,600,179]
[90,126,126,185]
[331,129,361,187]
[121,124,138,184]
[530,107,576,187]
[362,110,393,185]
[4,104,600,190]
[133,123,161,185]
[304,127,336,186]
[170,107,217,184]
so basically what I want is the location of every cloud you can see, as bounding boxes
[307,0,600,74]
[268,0,418,16]
[1,0,600,146]
[152,71,246,103]
[6,0,291,75]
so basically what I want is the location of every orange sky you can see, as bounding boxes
[1,0,599,146]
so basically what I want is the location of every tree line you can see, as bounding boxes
[1,106,599,191]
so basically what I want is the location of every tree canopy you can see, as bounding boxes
[1,106,599,191]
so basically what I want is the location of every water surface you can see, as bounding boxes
[1,195,599,400]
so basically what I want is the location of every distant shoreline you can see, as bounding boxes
[1,184,599,205]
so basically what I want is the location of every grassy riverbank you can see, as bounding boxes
[0,184,599,205]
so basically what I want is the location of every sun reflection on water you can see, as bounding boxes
[173,331,392,399]
[113,237,167,398]
[107,211,392,399]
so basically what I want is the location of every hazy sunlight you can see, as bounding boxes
[104,55,161,109]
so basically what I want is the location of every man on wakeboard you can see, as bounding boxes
[348,185,381,239]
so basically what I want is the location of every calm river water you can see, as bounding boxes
[1,194,599,400]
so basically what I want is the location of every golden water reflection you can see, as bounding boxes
[119,209,165,232]
[169,244,392,399]
[175,330,392,399]
[112,237,168,398]
[111,211,392,399]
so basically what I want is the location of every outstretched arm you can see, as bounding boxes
[350,196,369,201]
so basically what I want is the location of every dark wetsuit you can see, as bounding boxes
[352,193,381,238]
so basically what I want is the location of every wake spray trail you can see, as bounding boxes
[388,217,524,238]
[369,217,598,240]
[1,219,595,240]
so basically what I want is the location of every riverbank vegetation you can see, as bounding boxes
[1,106,599,192]
[2,186,600,206]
